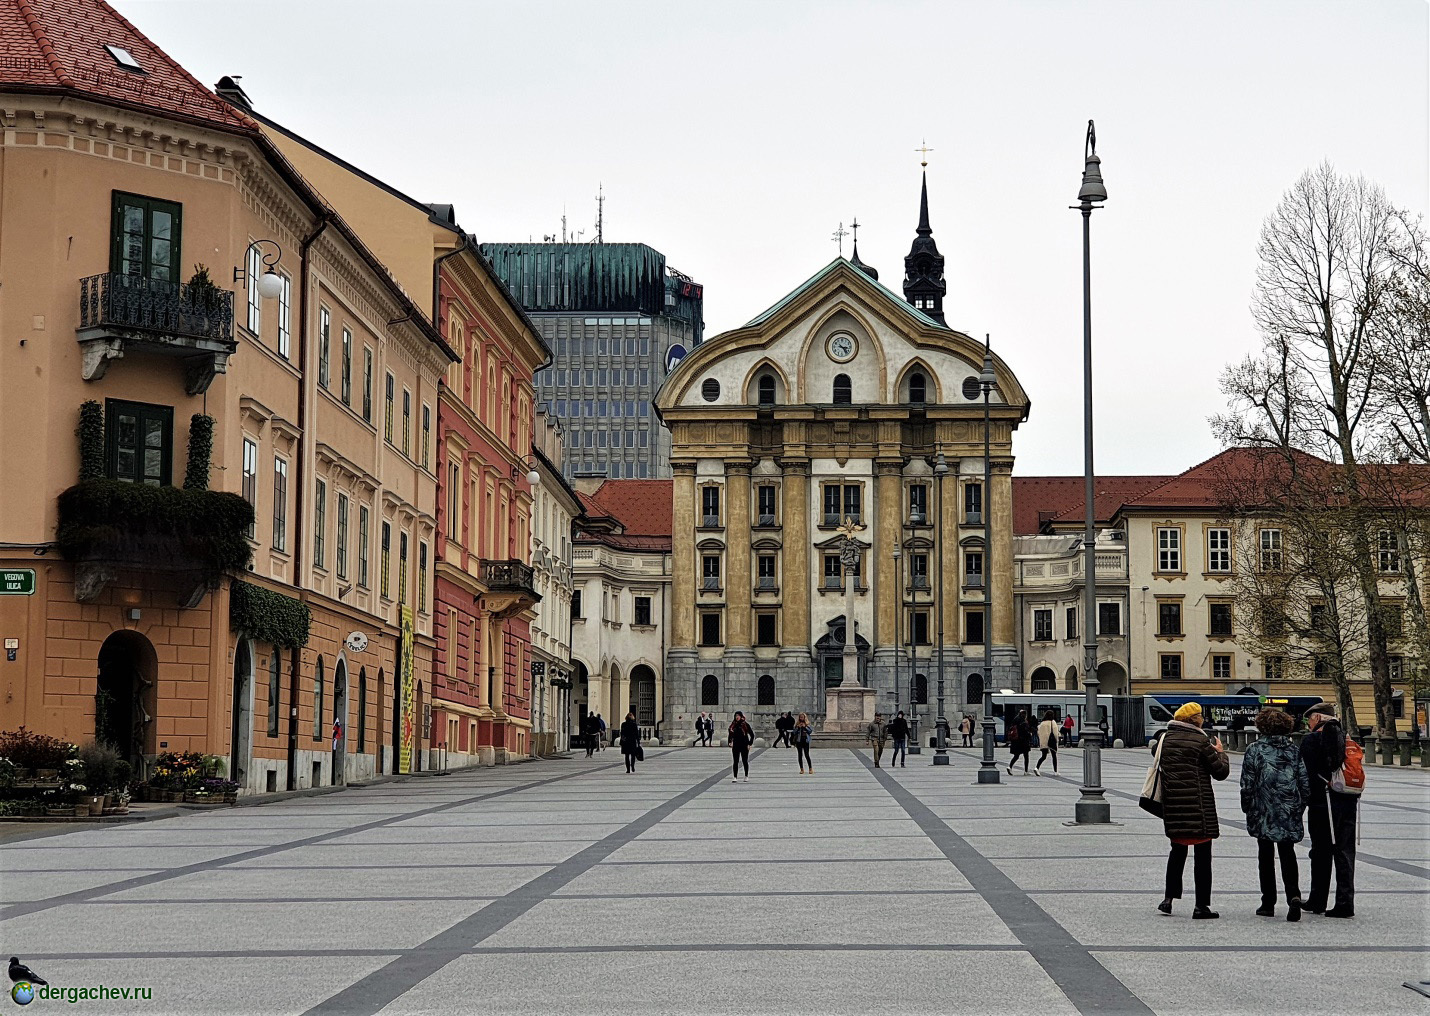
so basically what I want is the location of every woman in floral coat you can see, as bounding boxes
[1240,707,1310,921]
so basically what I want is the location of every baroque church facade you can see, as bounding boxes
[655,178,1031,735]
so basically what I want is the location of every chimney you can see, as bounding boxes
[214,76,253,111]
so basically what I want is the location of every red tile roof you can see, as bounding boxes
[1012,475,1173,535]
[3,0,260,133]
[577,480,673,551]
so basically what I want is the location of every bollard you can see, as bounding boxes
[1400,738,1412,767]
[1246,731,1259,750]
[1379,736,1395,767]
[1421,743,1430,768]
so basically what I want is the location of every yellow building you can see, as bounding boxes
[655,194,1030,735]
[0,1,454,791]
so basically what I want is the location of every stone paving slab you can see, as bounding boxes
[92,863,556,902]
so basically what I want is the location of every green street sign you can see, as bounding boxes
[0,569,36,595]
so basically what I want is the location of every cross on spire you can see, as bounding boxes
[851,218,860,246]
[916,139,934,167]
[832,221,849,255]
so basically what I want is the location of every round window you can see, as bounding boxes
[961,377,981,401]
[701,378,721,402]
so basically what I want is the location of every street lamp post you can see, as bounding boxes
[977,337,1001,784]
[933,452,950,764]
[1073,119,1111,824]
[893,544,902,720]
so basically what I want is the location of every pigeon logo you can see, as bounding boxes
[10,981,35,1005]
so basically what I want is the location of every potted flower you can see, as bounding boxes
[186,777,238,804]
[103,787,131,816]
[44,785,80,817]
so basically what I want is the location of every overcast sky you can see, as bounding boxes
[116,0,1428,476]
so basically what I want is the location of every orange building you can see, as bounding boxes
[0,0,455,792]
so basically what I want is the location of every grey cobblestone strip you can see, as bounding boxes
[0,758,633,921]
[302,753,746,1016]
[853,750,1155,1016]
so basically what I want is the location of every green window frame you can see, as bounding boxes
[105,399,173,486]
[110,191,182,283]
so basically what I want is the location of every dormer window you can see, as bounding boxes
[832,374,852,405]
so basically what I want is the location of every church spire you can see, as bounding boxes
[849,217,878,281]
[903,169,947,326]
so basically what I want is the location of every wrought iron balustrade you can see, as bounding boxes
[80,272,234,342]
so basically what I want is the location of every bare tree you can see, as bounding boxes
[1218,162,1412,734]
[1371,214,1430,462]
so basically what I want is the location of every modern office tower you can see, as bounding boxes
[481,243,704,480]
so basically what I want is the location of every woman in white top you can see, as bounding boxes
[1035,710,1060,774]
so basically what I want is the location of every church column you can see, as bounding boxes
[779,461,810,651]
[874,460,902,644]
[671,461,696,649]
[991,458,1015,647]
[725,462,753,649]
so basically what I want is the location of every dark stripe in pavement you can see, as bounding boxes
[0,757,635,921]
[302,751,751,1016]
[853,749,1154,1016]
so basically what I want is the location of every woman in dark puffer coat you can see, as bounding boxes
[1155,702,1230,919]
[1240,707,1309,920]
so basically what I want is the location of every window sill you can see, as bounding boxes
[1155,633,1184,641]
[1208,633,1235,642]
[572,617,586,624]
[1153,572,1188,579]
[630,624,656,631]
[1202,572,1234,580]
[754,586,780,596]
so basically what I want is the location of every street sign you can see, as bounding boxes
[0,570,35,595]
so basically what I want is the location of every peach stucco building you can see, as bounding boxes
[0,0,454,792]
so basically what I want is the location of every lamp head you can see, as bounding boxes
[526,468,541,487]
[257,271,284,299]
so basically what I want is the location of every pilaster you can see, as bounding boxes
[938,461,958,645]
[780,459,810,650]
[671,461,696,649]
[875,462,901,645]
[991,459,1015,647]
[725,460,753,648]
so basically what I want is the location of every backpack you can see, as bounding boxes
[1328,737,1366,796]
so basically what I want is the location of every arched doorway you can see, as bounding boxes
[230,639,255,791]
[96,630,157,773]
[1030,666,1056,692]
[608,664,622,728]
[573,660,590,733]
[357,667,368,756]
[1096,660,1128,696]
[1065,665,1079,691]
[966,672,984,706]
[332,658,348,786]
[631,665,657,726]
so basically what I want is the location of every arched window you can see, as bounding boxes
[314,656,325,740]
[832,373,852,405]
[965,672,983,705]
[757,674,775,706]
[357,667,368,753]
[914,673,928,705]
[757,374,776,406]
[909,371,927,404]
[701,674,719,706]
[267,648,282,737]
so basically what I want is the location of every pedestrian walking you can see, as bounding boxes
[1240,707,1309,921]
[1034,710,1059,774]
[1300,701,1360,918]
[793,712,814,774]
[1155,702,1231,919]
[959,714,973,747]
[729,711,754,782]
[1006,710,1032,775]
[620,712,642,774]
[867,713,888,768]
[583,713,597,758]
[1061,714,1075,747]
[596,713,607,750]
[775,711,794,748]
[889,711,909,768]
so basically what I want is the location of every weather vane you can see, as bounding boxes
[832,221,849,255]
[916,139,934,167]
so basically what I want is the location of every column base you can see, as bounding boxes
[822,684,875,733]
[932,753,951,766]
[1073,794,1112,824]
[976,766,1001,784]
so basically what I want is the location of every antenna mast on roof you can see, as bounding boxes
[595,183,604,244]
[561,206,567,243]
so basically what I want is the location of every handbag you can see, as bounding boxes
[1139,734,1167,817]
[635,744,644,762]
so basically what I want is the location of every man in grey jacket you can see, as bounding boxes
[867,714,888,768]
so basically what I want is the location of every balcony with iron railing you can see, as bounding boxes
[480,558,540,617]
[77,273,237,394]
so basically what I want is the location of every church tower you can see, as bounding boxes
[902,171,947,325]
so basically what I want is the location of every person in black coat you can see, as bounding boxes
[583,713,597,757]
[619,712,642,774]
[1299,702,1357,917]
[889,711,910,768]
[1006,711,1033,776]
[728,711,754,782]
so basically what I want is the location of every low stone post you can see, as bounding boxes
[1421,743,1430,768]
[1379,736,1395,767]
[1245,731,1258,751]
[1400,738,1412,767]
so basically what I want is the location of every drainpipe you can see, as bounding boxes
[288,214,330,790]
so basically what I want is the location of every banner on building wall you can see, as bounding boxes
[399,606,415,774]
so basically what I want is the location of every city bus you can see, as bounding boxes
[988,692,1323,748]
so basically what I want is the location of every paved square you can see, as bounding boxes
[1,745,1426,1015]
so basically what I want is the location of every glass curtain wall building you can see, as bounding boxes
[482,243,704,480]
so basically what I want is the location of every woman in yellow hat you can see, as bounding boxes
[1155,701,1231,919]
